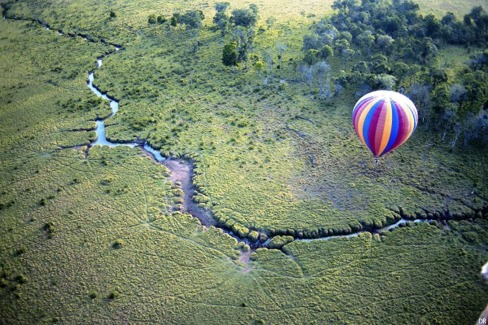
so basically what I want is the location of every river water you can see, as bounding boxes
[87,64,168,161]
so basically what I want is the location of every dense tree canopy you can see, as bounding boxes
[303,0,488,147]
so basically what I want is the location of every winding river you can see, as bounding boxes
[82,46,482,251]
[3,9,487,253]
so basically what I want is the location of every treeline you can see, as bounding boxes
[302,0,488,147]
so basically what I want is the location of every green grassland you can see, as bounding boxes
[1,0,488,324]
[86,11,488,235]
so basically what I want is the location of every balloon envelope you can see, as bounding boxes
[352,90,418,157]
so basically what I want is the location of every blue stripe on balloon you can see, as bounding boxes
[362,99,382,154]
[382,99,400,156]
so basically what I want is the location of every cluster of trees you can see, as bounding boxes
[170,10,205,29]
[148,10,206,54]
[148,10,205,29]
[302,0,488,147]
[214,3,259,68]
[148,4,259,67]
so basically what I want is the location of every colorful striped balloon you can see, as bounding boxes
[352,90,418,158]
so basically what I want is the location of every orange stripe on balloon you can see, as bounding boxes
[353,98,373,135]
[378,99,392,156]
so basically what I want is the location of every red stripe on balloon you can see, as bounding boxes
[374,101,388,155]
[352,97,374,125]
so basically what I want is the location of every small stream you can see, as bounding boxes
[6,12,485,254]
[296,219,440,243]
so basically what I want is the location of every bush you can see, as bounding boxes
[462,231,478,243]
[248,230,259,242]
[15,274,28,284]
[172,189,184,197]
[231,8,257,27]
[157,16,166,24]
[258,233,268,242]
[0,278,8,288]
[112,239,124,249]
[267,235,294,249]
[42,222,55,234]
[222,42,238,67]
[233,224,249,237]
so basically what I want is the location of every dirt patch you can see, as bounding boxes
[238,251,252,273]
[162,158,216,227]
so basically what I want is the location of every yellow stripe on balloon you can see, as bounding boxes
[378,99,392,155]
[357,100,376,145]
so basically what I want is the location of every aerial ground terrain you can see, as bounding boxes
[0,0,487,324]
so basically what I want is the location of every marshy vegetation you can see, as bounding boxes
[0,0,487,323]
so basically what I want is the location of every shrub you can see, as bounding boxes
[222,42,238,67]
[0,278,8,288]
[248,230,259,242]
[172,189,184,197]
[258,233,268,242]
[157,16,166,24]
[231,8,257,27]
[233,224,249,237]
[42,222,55,234]
[170,15,178,27]
[112,239,124,249]
[15,274,28,284]
[267,235,294,249]
[174,197,184,204]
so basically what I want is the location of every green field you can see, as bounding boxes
[1,0,487,324]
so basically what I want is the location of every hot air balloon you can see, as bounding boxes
[352,90,418,158]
